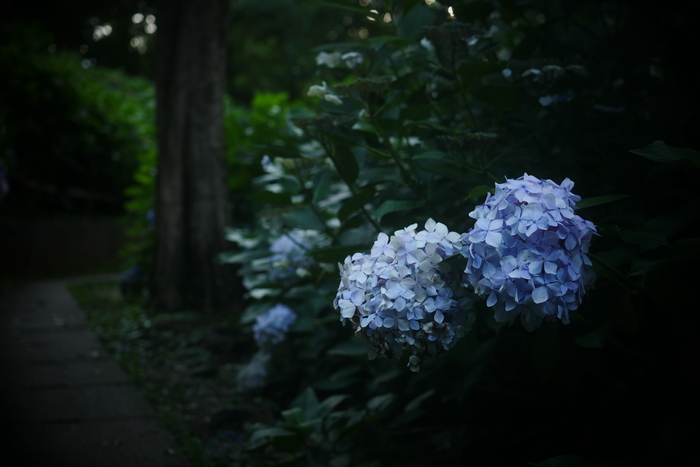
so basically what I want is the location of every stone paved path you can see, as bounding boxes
[0,276,191,467]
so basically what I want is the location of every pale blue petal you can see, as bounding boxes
[532,286,549,304]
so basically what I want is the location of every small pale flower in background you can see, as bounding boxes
[307,81,343,105]
[236,351,270,390]
[539,95,556,107]
[268,231,312,283]
[307,81,329,98]
[260,154,286,176]
[341,51,364,68]
[316,51,364,69]
[420,36,436,53]
[266,230,326,284]
[253,303,297,347]
[316,51,342,68]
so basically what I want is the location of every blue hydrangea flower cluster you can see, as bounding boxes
[333,219,475,372]
[268,231,316,283]
[460,173,597,330]
[204,429,245,464]
[236,351,270,390]
[252,304,297,347]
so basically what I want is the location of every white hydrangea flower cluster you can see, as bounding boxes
[333,219,475,372]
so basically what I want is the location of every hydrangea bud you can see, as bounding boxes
[253,304,297,347]
[334,219,475,371]
[460,173,597,330]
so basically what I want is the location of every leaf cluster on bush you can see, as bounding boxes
[213,1,699,466]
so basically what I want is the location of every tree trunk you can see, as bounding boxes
[151,0,236,312]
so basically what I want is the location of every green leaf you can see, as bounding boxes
[614,222,669,251]
[575,323,612,348]
[249,426,296,442]
[311,41,373,52]
[412,158,468,181]
[330,143,359,186]
[313,366,362,391]
[224,228,260,248]
[473,84,520,117]
[367,35,412,51]
[337,188,375,222]
[316,394,350,418]
[316,125,364,145]
[404,119,452,132]
[404,388,435,412]
[374,199,423,221]
[247,190,293,206]
[327,338,369,356]
[281,208,326,231]
[367,393,395,412]
[310,244,368,264]
[217,249,270,264]
[292,387,320,419]
[281,407,306,425]
[396,2,436,38]
[251,143,301,159]
[457,61,505,92]
[576,194,629,209]
[399,103,432,123]
[411,150,456,162]
[303,0,380,18]
[459,1,497,21]
[628,238,700,276]
[337,213,365,234]
[464,184,492,201]
[255,173,301,193]
[398,0,424,16]
[629,140,700,168]
[357,167,402,184]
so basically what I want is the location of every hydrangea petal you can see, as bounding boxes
[532,286,549,304]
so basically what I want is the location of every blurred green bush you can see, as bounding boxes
[0,23,155,217]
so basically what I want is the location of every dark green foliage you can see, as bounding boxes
[227,0,389,103]
[215,1,699,466]
[51,0,700,466]
[0,23,155,217]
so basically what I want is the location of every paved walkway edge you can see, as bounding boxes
[0,277,191,467]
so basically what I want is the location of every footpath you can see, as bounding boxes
[0,276,191,467]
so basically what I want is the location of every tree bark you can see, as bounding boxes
[151,0,236,312]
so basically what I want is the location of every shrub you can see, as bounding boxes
[218,1,698,466]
